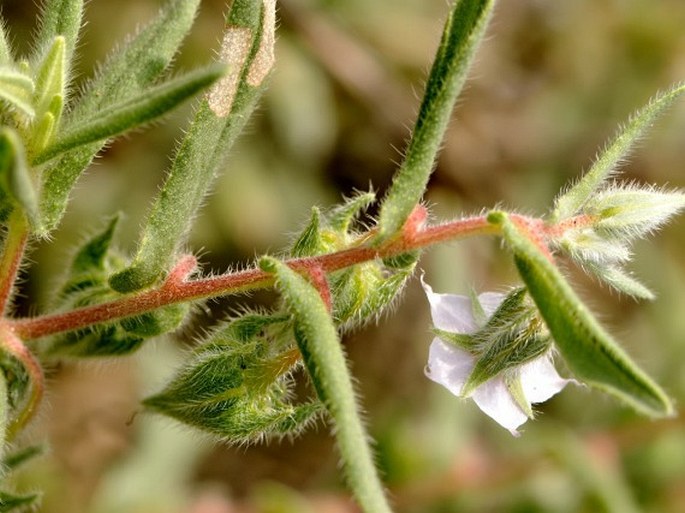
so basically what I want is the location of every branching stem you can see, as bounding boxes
[7,213,587,341]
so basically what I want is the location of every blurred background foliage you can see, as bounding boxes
[2,0,685,511]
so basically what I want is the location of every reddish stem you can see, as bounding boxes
[0,212,29,315]
[9,215,499,341]
[0,324,44,440]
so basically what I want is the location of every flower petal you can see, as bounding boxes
[421,276,478,333]
[519,354,573,404]
[425,338,474,396]
[471,376,528,436]
[477,292,505,317]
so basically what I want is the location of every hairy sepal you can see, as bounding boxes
[46,217,188,357]
[144,313,321,444]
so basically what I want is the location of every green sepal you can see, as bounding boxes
[0,128,41,231]
[553,83,685,221]
[261,256,393,513]
[504,370,533,419]
[489,211,673,417]
[109,0,275,292]
[35,65,225,165]
[32,0,83,72]
[376,0,496,243]
[38,0,202,234]
[47,217,188,357]
[0,68,35,118]
[431,328,478,352]
[144,317,321,443]
[0,351,29,415]
[0,490,40,512]
[331,259,415,328]
[328,190,375,233]
[291,207,326,257]
[460,288,551,397]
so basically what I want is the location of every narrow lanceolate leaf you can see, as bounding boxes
[35,65,225,165]
[39,0,202,234]
[260,257,393,513]
[33,0,84,70]
[0,68,35,118]
[553,83,685,221]
[488,211,673,417]
[584,262,655,301]
[32,36,64,118]
[110,0,275,292]
[376,0,495,243]
[0,128,41,230]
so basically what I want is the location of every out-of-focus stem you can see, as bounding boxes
[0,210,29,316]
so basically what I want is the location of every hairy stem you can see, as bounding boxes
[0,210,29,315]
[11,215,506,340]
[0,325,45,440]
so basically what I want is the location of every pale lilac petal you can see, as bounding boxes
[471,377,528,436]
[519,354,573,403]
[425,338,473,396]
[421,277,478,333]
[477,292,505,317]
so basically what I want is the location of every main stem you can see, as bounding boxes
[10,215,495,340]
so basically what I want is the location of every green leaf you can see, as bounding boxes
[553,83,685,221]
[489,211,673,417]
[33,0,83,71]
[38,0,202,233]
[376,0,496,243]
[0,128,41,231]
[109,0,275,292]
[260,257,393,513]
[583,262,655,301]
[34,64,225,165]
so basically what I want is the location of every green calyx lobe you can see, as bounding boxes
[144,313,321,443]
[46,217,188,357]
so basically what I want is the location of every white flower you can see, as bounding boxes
[422,276,572,436]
